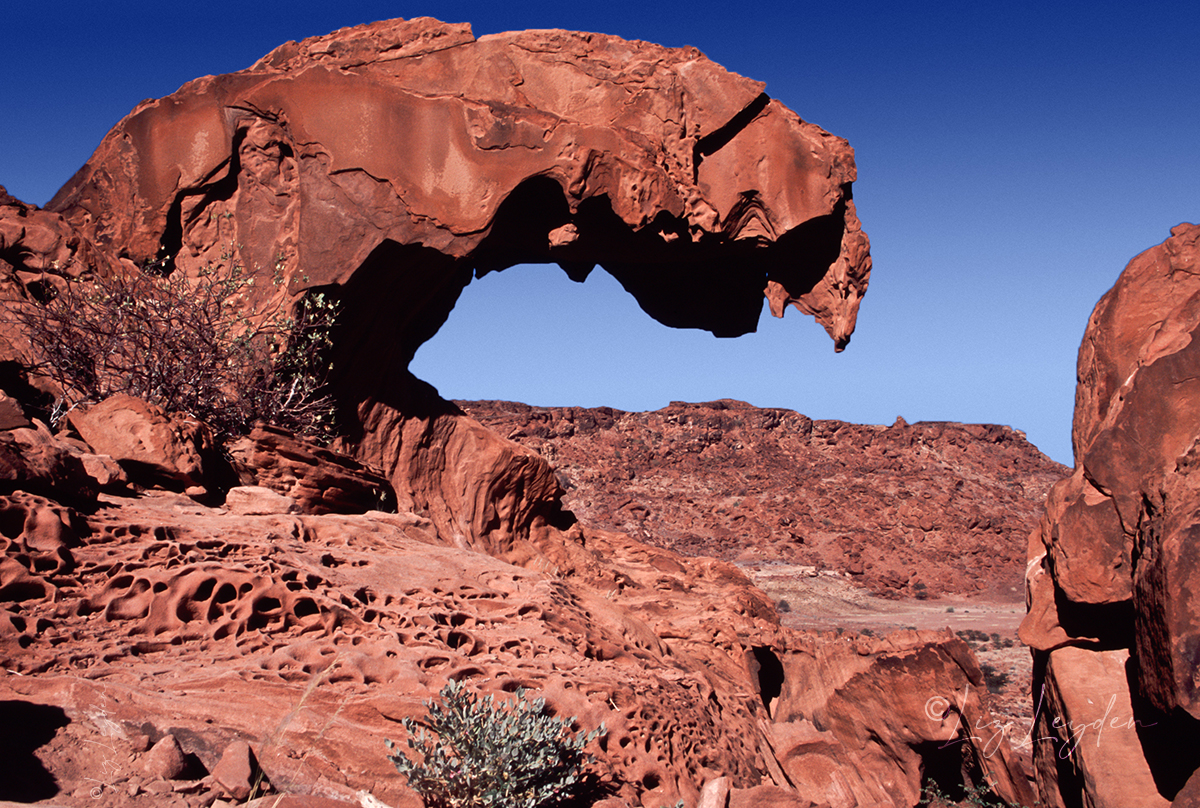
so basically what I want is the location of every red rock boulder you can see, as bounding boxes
[1022,223,1200,808]
[226,424,393,515]
[68,394,223,494]
[0,418,98,504]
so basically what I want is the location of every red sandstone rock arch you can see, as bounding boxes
[30,18,872,552]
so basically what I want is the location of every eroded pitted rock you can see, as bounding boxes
[0,490,81,660]
[0,489,1029,808]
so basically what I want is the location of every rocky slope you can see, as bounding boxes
[459,399,1067,600]
[0,393,1034,808]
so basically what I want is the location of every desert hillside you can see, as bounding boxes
[460,399,1067,600]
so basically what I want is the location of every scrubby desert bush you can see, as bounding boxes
[955,629,992,650]
[11,261,338,439]
[387,679,605,808]
[978,662,1011,694]
[919,779,1012,807]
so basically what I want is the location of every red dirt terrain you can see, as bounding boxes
[458,399,1068,601]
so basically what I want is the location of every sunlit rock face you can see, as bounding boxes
[47,17,870,348]
[1021,223,1200,808]
[33,16,871,550]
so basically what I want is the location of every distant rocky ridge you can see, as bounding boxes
[460,399,1068,600]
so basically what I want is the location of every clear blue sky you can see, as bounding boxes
[3,1,1197,465]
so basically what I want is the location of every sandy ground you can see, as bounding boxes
[745,564,1036,773]
[747,564,1025,632]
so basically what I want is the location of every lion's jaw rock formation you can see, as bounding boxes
[36,16,871,555]
[47,18,870,346]
[1022,223,1200,808]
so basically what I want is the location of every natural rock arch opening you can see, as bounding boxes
[326,168,851,377]
[316,171,855,550]
[461,174,849,338]
[323,169,851,412]
[32,17,872,551]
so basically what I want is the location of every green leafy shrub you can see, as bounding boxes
[387,679,605,808]
[11,261,338,439]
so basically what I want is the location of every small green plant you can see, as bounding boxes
[387,679,605,808]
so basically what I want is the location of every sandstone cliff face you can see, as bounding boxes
[461,399,1067,599]
[1022,223,1200,808]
